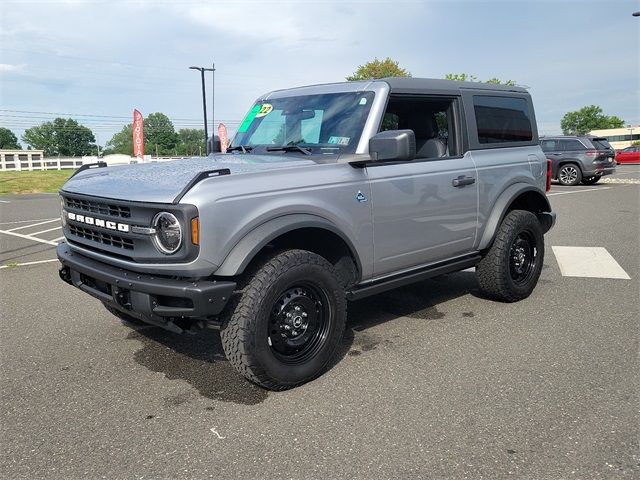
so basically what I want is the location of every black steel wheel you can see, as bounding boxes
[509,231,538,286]
[268,284,332,364]
[557,164,582,186]
[220,249,346,390]
[476,210,544,302]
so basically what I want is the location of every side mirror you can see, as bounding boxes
[368,129,416,162]
[208,135,221,154]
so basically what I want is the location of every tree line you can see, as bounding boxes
[0,58,627,155]
[0,112,206,157]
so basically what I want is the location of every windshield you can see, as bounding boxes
[231,91,375,155]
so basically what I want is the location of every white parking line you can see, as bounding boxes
[612,171,640,176]
[0,229,59,246]
[30,226,62,236]
[0,217,58,226]
[52,236,65,242]
[547,187,611,196]
[0,258,59,269]
[0,200,10,204]
[7,218,60,232]
[552,246,631,279]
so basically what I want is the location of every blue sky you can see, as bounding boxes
[1,0,638,147]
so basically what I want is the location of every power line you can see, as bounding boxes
[0,110,242,122]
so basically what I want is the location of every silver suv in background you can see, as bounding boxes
[540,135,616,186]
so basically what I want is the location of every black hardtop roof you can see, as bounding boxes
[262,77,529,99]
[381,77,529,95]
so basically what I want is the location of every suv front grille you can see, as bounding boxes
[64,197,131,219]
[60,192,197,263]
[69,224,134,250]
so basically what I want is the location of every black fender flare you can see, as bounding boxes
[214,214,362,277]
[477,183,553,251]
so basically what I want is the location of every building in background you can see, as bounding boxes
[589,126,640,150]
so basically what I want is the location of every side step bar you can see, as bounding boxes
[347,255,481,301]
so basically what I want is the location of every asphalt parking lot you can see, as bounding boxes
[1,166,638,479]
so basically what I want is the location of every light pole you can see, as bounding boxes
[189,64,215,153]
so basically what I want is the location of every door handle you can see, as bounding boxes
[452,175,476,187]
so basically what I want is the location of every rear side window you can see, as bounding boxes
[560,139,586,151]
[473,96,533,144]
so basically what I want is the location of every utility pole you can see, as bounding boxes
[189,64,215,153]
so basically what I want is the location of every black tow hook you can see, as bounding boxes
[59,266,72,284]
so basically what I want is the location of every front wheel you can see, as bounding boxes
[476,210,544,302]
[581,175,601,185]
[220,249,346,390]
[557,164,582,186]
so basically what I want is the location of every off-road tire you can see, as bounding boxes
[557,163,582,186]
[476,210,544,302]
[581,175,601,185]
[103,302,146,326]
[220,249,347,390]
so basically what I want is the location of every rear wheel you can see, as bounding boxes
[581,175,601,185]
[557,164,582,186]
[476,210,544,302]
[220,249,346,390]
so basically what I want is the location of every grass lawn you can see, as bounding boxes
[0,170,73,195]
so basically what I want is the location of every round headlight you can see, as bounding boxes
[152,212,182,254]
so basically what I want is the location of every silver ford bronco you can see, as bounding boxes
[57,78,556,390]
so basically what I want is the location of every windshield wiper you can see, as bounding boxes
[226,145,253,153]
[266,145,312,155]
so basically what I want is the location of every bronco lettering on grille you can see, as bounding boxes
[67,211,130,232]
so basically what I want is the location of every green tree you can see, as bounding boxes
[145,112,179,155]
[560,105,625,135]
[445,73,516,86]
[176,128,206,156]
[0,127,20,149]
[347,57,412,81]
[22,118,96,156]
[104,124,133,155]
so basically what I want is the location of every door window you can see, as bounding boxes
[380,97,457,158]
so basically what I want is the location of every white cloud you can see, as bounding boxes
[170,2,327,46]
[0,64,26,72]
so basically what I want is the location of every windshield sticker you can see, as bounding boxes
[359,97,368,105]
[328,136,350,146]
[237,104,261,133]
[255,103,273,118]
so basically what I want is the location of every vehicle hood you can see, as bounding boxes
[61,154,317,203]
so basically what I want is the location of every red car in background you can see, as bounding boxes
[616,146,640,164]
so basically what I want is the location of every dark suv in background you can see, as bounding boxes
[540,135,616,186]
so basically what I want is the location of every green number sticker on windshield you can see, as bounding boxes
[255,103,273,118]
[238,105,262,133]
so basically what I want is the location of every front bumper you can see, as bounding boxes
[57,243,235,331]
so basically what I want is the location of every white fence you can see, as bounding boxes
[0,156,87,172]
[0,153,198,172]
